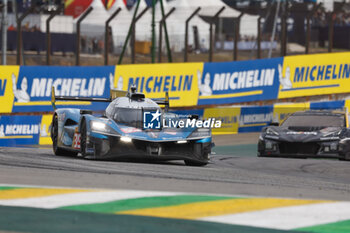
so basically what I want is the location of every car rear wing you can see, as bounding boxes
[152,92,170,112]
[51,87,127,110]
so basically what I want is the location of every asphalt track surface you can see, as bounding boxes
[0,133,350,201]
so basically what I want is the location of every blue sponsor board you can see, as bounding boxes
[198,58,283,105]
[310,100,345,110]
[11,66,115,113]
[238,105,274,133]
[0,115,42,146]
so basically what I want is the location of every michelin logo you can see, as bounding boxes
[239,113,273,126]
[0,124,40,135]
[278,64,292,90]
[110,73,124,91]
[31,77,106,97]
[210,68,276,91]
[12,73,30,102]
[293,63,350,82]
[11,73,109,102]
[198,70,212,96]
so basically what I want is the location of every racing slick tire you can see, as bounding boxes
[51,114,77,157]
[80,119,89,158]
[80,119,96,159]
[340,152,350,161]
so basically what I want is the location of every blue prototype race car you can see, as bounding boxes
[50,87,212,166]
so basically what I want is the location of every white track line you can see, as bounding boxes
[0,190,178,209]
[201,202,350,230]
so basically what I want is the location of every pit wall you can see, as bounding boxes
[0,52,349,146]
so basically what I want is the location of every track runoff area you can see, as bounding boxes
[1,185,350,233]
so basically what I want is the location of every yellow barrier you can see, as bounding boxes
[113,63,203,107]
[278,52,350,99]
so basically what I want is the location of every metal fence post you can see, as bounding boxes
[328,3,345,53]
[151,0,156,63]
[46,5,62,65]
[159,0,173,62]
[131,7,149,64]
[305,3,321,54]
[104,7,121,65]
[234,13,243,61]
[257,16,262,59]
[1,2,7,65]
[209,6,225,62]
[16,5,35,65]
[184,7,200,62]
[118,0,140,65]
[280,1,288,57]
[75,6,93,66]
[158,7,175,63]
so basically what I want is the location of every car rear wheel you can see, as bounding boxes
[342,152,350,161]
[52,114,77,157]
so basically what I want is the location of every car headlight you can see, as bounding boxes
[188,128,211,139]
[266,128,279,136]
[90,121,119,135]
[91,121,106,131]
[120,136,132,143]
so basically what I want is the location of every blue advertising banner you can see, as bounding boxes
[310,100,345,110]
[198,58,283,105]
[11,66,116,113]
[238,106,274,133]
[0,115,42,147]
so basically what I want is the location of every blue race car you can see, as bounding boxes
[50,87,212,166]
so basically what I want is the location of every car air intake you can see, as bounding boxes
[279,142,320,155]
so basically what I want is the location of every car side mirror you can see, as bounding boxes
[269,121,279,126]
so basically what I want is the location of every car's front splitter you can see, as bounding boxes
[88,134,211,163]
[258,138,344,159]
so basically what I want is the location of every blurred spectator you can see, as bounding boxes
[23,22,30,32]
[92,38,98,54]
[8,25,16,31]
[98,39,104,53]
[81,36,87,53]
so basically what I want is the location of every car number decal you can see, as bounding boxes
[72,133,81,149]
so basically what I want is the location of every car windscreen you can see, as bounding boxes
[110,107,162,128]
[111,108,143,128]
[281,114,345,127]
